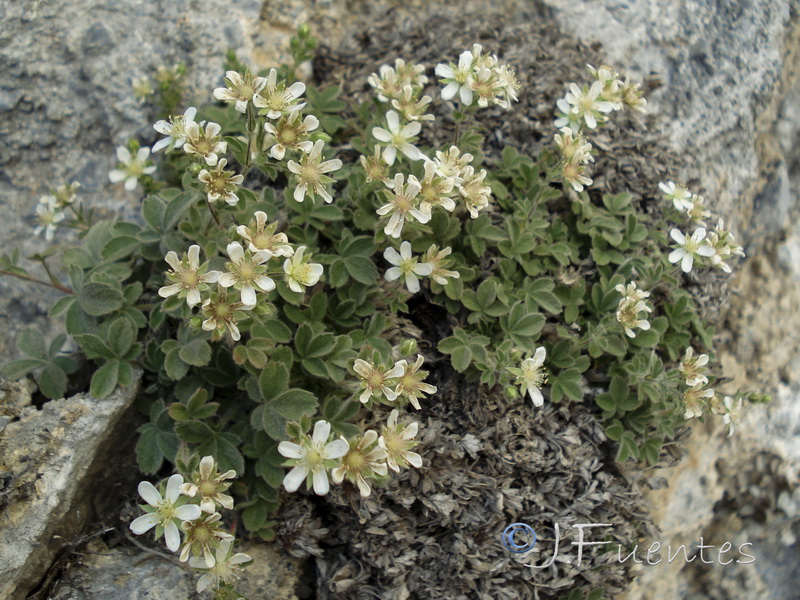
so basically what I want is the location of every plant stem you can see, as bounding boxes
[0,269,74,294]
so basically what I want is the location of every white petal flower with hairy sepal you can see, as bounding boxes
[376,173,429,238]
[668,228,716,273]
[236,211,294,257]
[153,106,197,152]
[189,538,251,593]
[183,121,227,166]
[353,359,404,403]
[180,455,236,514]
[380,409,422,473]
[614,281,652,338]
[391,86,435,122]
[371,110,424,166]
[721,396,744,437]
[33,196,65,240]
[394,354,437,410]
[658,181,694,212]
[278,420,349,496]
[679,347,710,387]
[263,112,319,160]
[200,288,253,342]
[158,245,222,308]
[218,242,274,306]
[683,384,714,419]
[423,245,460,285]
[109,146,156,191]
[179,512,234,568]
[417,160,457,214]
[459,166,491,218]
[562,80,615,129]
[286,140,342,203]
[331,430,389,498]
[283,245,324,293]
[252,68,306,119]
[436,47,476,106]
[509,347,547,407]
[434,146,473,183]
[383,241,434,294]
[213,70,267,113]
[129,474,202,553]
[198,158,244,206]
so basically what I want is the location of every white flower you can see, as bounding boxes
[253,68,306,119]
[511,346,547,407]
[562,80,615,129]
[615,281,652,338]
[391,86,435,122]
[422,245,460,285]
[218,241,274,306]
[109,146,156,191]
[352,359,404,403]
[668,228,715,273]
[53,181,80,207]
[679,347,709,387]
[331,430,389,498]
[433,145,473,183]
[278,420,349,495]
[459,166,491,218]
[436,47,476,106]
[198,158,244,205]
[183,121,227,166]
[394,354,437,410]
[720,396,744,437]
[158,245,221,308]
[283,245,324,293]
[263,111,319,160]
[180,455,236,514]
[153,106,197,152]
[189,538,251,593]
[707,218,745,273]
[33,196,65,240]
[213,70,267,113]
[200,288,253,342]
[383,241,434,293]
[371,110,424,166]
[684,384,714,419]
[416,160,457,214]
[368,58,428,102]
[359,145,389,183]
[379,409,422,473]
[376,173,429,238]
[555,127,594,192]
[129,474,202,553]
[286,140,342,203]
[686,194,712,225]
[236,211,294,257]
[179,512,234,567]
[658,181,694,212]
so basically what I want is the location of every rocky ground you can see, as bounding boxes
[1,0,798,599]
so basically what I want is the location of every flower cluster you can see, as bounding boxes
[435,44,520,109]
[353,353,437,409]
[660,182,745,274]
[278,412,422,498]
[158,212,323,341]
[383,240,460,293]
[615,282,653,338]
[554,127,594,192]
[368,58,433,122]
[129,457,252,593]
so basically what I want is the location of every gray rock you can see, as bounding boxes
[0,371,141,600]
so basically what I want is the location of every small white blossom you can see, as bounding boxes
[436,47,477,106]
[278,420,349,495]
[720,396,744,437]
[434,145,473,183]
[379,409,422,473]
[658,181,694,212]
[109,146,156,191]
[422,245,460,285]
[200,288,253,342]
[679,347,710,387]
[368,58,428,102]
[684,384,715,419]
[561,81,615,129]
[508,346,547,407]
[459,166,491,218]
[213,71,267,113]
[352,359,404,403]
[286,140,342,203]
[394,354,437,410]
[180,455,236,514]
[189,539,251,593]
[283,245,324,293]
[331,430,389,498]
[183,121,227,166]
[615,281,653,338]
[129,474,202,553]
[218,241,274,306]
[263,111,319,160]
[371,110,424,166]
[383,241,434,293]
[668,228,716,273]
[377,173,429,238]
[33,196,65,240]
[153,107,197,152]
[236,211,294,257]
[158,245,221,308]
[253,68,306,119]
[198,158,244,205]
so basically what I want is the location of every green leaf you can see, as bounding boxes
[178,339,212,367]
[90,361,119,398]
[1,358,45,379]
[164,347,190,380]
[259,363,290,401]
[101,236,140,261]
[108,319,135,357]
[78,282,125,316]
[17,328,48,359]
[74,334,115,359]
[450,346,472,372]
[175,420,215,443]
[271,389,318,420]
[242,501,268,532]
[345,256,378,284]
[38,363,68,399]
[136,426,165,474]
[616,432,640,462]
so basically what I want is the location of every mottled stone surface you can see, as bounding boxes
[0,372,141,600]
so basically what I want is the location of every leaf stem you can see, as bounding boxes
[0,269,74,295]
